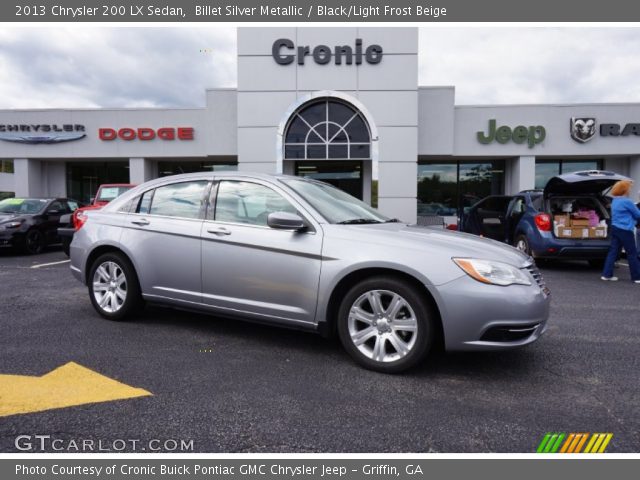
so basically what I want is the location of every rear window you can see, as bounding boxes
[530,195,543,211]
[97,186,133,202]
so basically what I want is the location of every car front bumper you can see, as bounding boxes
[0,229,20,247]
[430,270,550,351]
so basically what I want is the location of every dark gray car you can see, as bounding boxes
[69,172,550,373]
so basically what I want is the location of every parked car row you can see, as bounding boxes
[0,197,84,254]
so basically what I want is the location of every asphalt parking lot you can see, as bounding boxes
[0,246,638,453]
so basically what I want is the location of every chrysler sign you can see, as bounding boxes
[0,124,86,144]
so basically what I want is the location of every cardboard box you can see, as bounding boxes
[556,227,590,238]
[556,227,574,238]
[570,218,590,227]
[589,226,607,238]
[554,215,569,226]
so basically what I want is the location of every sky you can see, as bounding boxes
[1,27,640,109]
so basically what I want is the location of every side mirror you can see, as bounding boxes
[267,211,306,231]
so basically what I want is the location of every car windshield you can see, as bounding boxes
[0,198,47,214]
[97,186,133,202]
[282,178,389,224]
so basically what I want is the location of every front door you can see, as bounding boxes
[201,179,323,326]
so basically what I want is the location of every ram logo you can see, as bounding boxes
[570,117,596,143]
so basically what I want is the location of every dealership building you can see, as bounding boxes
[1,27,640,223]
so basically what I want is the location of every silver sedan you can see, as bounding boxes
[69,172,550,373]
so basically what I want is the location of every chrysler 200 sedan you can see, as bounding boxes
[69,172,550,373]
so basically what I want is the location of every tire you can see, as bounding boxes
[61,238,71,257]
[337,276,433,373]
[88,252,142,321]
[513,234,531,256]
[22,229,45,255]
[588,259,605,269]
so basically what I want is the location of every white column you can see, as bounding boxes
[13,158,42,197]
[628,156,640,202]
[362,161,372,205]
[128,158,155,184]
[507,155,535,194]
[43,162,66,197]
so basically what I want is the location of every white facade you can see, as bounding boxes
[2,27,640,221]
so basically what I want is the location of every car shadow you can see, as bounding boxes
[0,244,65,258]
[133,305,540,378]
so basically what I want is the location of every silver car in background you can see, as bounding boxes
[70,172,550,373]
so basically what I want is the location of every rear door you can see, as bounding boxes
[120,179,210,304]
[200,179,323,326]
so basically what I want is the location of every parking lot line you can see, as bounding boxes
[30,259,70,269]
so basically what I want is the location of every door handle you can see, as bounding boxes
[206,226,231,235]
[131,218,150,226]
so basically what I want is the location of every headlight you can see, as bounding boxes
[0,221,22,230]
[452,258,532,286]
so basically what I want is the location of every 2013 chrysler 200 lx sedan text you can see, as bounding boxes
[69,172,550,373]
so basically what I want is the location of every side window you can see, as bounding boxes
[48,201,64,213]
[137,190,153,215]
[215,181,297,227]
[512,197,525,214]
[148,181,208,219]
[67,200,79,212]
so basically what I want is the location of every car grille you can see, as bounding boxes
[526,263,550,296]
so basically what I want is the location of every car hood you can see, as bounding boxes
[327,222,532,268]
[544,170,630,196]
[0,213,24,222]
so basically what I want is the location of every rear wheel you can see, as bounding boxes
[22,229,45,255]
[88,252,142,321]
[514,234,531,256]
[337,276,433,373]
[61,237,71,257]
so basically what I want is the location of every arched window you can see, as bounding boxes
[283,99,371,160]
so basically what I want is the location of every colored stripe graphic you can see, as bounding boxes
[537,433,612,453]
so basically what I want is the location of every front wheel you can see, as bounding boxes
[22,229,45,255]
[337,276,433,373]
[88,252,142,321]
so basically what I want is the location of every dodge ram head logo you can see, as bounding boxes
[570,117,596,143]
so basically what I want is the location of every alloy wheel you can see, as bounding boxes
[347,289,418,363]
[92,261,127,313]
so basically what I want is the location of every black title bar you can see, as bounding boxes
[5,0,640,22]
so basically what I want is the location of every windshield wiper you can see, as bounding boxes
[337,218,383,225]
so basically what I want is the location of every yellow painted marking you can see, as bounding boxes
[560,433,575,453]
[0,362,151,417]
[583,433,598,453]
[597,434,613,453]
[590,433,606,453]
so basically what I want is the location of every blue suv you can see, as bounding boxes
[462,170,631,266]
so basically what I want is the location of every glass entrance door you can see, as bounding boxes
[294,161,363,200]
[66,162,129,204]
